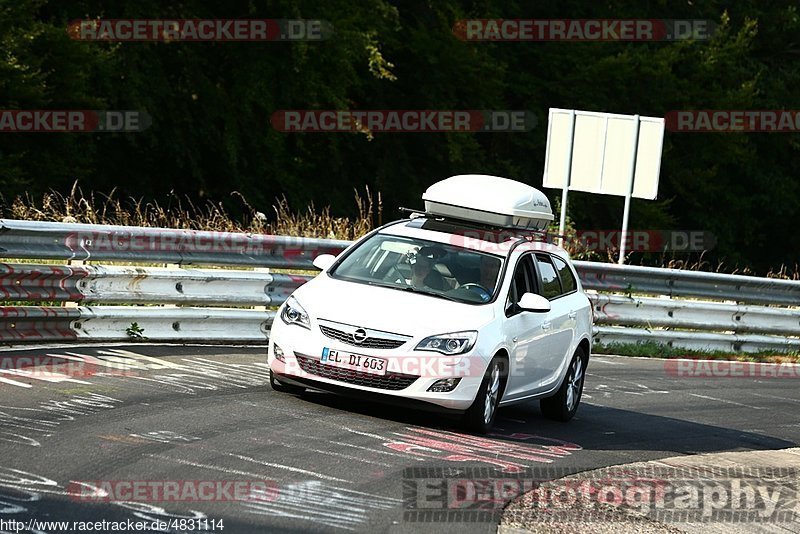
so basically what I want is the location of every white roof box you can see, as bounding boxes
[423,175,554,230]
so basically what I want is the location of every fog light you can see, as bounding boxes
[273,344,286,362]
[427,377,461,393]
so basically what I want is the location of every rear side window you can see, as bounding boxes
[535,254,562,300]
[553,256,577,294]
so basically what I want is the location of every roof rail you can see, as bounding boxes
[398,207,569,243]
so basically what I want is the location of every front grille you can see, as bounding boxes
[295,354,418,391]
[319,325,407,349]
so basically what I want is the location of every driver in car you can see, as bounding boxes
[479,255,501,292]
[410,246,446,291]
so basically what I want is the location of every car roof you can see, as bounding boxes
[377,219,572,261]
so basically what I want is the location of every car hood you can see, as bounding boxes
[293,275,495,337]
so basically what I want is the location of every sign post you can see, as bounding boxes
[557,110,576,246]
[542,109,665,264]
[618,114,641,264]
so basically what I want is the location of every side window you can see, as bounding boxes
[552,256,577,294]
[505,254,535,315]
[535,254,562,300]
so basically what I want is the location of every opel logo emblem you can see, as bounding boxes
[352,328,368,344]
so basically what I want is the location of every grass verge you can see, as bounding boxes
[594,341,800,363]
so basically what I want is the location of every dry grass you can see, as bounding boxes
[2,182,379,241]
[764,263,800,280]
[659,251,799,280]
[2,183,797,279]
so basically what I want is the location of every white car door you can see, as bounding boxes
[501,252,562,399]
[532,253,576,390]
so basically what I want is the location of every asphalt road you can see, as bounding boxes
[0,344,797,533]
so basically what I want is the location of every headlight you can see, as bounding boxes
[280,296,311,329]
[415,331,477,355]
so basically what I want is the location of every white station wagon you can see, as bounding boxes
[268,175,593,432]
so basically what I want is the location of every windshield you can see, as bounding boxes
[329,233,503,304]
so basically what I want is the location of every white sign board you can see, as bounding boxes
[542,108,665,264]
[543,109,664,200]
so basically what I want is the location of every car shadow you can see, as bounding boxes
[291,389,796,456]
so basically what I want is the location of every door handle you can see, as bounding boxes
[568,311,577,320]
[541,322,552,331]
[512,337,518,343]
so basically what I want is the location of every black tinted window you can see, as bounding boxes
[506,254,535,313]
[512,261,529,299]
[553,256,577,294]
[536,254,561,299]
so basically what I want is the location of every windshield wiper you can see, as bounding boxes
[401,286,461,302]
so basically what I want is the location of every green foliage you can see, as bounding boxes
[0,0,798,272]
[125,322,146,340]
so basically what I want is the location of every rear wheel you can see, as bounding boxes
[540,347,586,421]
[463,356,506,434]
[270,369,305,395]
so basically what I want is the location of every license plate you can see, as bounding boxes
[321,348,387,376]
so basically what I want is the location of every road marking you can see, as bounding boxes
[383,428,582,473]
[267,440,393,468]
[242,480,399,530]
[689,393,765,410]
[591,358,623,365]
[292,433,421,460]
[227,453,351,483]
[340,426,393,441]
[146,454,277,478]
[0,369,90,385]
[588,375,669,394]
[96,349,184,369]
[0,376,32,388]
[750,392,800,404]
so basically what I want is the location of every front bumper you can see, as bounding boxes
[267,319,489,411]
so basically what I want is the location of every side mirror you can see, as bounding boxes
[312,254,336,271]
[518,292,551,313]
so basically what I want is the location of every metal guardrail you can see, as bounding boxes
[589,294,800,336]
[0,263,306,306]
[0,306,273,342]
[1,219,799,351]
[0,219,348,268]
[575,261,800,306]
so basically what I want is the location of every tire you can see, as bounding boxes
[270,369,305,395]
[540,347,587,422]
[463,356,506,434]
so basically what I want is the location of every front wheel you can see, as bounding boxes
[270,369,305,395]
[463,356,506,434]
[540,347,587,421]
